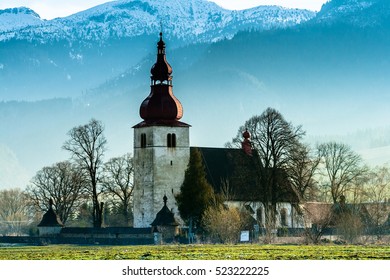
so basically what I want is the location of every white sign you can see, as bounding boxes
[240,230,250,242]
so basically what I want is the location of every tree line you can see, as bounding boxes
[175,108,390,243]
[1,109,389,243]
[0,119,134,235]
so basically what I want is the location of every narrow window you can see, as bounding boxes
[167,133,177,148]
[141,133,146,148]
[167,133,172,147]
[172,133,176,147]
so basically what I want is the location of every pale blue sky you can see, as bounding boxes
[0,0,328,20]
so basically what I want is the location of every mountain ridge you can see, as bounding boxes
[0,0,315,44]
[0,0,315,101]
[0,7,43,32]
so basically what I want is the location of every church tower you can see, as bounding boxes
[133,33,190,228]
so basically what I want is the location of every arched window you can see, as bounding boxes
[167,133,177,148]
[172,133,176,147]
[141,133,146,148]
[280,208,288,227]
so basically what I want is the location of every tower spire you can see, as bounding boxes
[138,32,184,124]
[150,31,172,84]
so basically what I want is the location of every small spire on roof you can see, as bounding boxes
[241,129,252,156]
[163,195,168,206]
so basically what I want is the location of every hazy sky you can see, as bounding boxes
[0,0,328,20]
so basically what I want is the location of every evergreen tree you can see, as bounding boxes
[175,148,215,230]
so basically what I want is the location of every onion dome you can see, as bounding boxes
[139,32,184,124]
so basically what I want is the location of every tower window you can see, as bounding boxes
[167,133,177,148]
[141,133,146,148]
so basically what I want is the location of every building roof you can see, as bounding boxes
[302,202,332,223]
[194,147,299,203]
[37,199,63,227]
[303,200,380,227]
[151,195,179,227]
[133,119,190,128]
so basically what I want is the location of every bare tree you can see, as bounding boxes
[63,119,107,228]
[0,188,31,236]
[229,108,305,241]
[101,153,134,226]
[317,142,367,204]
[287,144,320,202]
[302,202,333,244]
[26,161,86,224]
[363,165,390,235]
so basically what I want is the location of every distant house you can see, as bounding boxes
[302,196,390,237]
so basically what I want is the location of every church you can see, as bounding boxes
[132,33,303,231]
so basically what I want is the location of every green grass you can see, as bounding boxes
[0,244,389,260]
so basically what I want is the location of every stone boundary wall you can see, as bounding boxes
[0,235,154,246]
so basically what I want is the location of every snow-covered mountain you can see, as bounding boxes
[0,0,315,43]
[314,0,390,26]
[0,0,316,101]
[0,7,43,32]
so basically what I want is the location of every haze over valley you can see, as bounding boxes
[1,0,390,188]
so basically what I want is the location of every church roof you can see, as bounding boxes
[194,147,299,203]
[37,199,63,227]
[151,195,179,227]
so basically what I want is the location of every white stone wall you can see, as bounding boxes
[225,201,305,229]
[133,125,190,228]
[38,226,62,236]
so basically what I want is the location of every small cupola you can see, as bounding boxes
[37,198,63,236]
[241,129,253,156]
[151,195,179,227]
[150,195,179,241]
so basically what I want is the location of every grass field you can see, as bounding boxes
[0,244,389,260]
